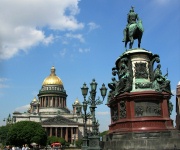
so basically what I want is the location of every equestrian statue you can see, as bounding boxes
[122,7,144,49]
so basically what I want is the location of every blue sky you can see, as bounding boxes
[0,0,180,132]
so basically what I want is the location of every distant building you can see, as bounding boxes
[176,81,180,129]
[12,66,92,143]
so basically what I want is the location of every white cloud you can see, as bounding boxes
[97,111,109,116]
[152,0,172,6]
[78,48,90,53]
[0,78,9,88]
[88,22,100,31]
[171,90,176,95]
[65,33,85,43]
[0,0,83,60]
[0,78,8,82]
[0,84,9,88]
[178,81,180,85]
[14,104,30,113]
[59,48,67,57]
[43,34,54,45]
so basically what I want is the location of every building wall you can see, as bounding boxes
[176,83,180,129]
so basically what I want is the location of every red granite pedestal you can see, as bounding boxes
[108,91,173,134]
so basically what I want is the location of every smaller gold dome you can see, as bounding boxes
[42,66,63,86]
[74,98,80,105]
[32,97,37,102]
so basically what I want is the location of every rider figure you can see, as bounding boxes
[122,6,139,42]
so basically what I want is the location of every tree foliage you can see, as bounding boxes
[0,125,11,145]
[7,121,47,146]
[75,139,82,148]
[100,130,108,137]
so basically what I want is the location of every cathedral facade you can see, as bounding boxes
[12,66,92,143]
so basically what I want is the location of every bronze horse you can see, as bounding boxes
[125,20,144,49]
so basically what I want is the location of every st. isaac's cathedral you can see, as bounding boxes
[12,66,92,143]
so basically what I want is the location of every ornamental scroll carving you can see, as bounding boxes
[119,101,126,118]
[111,105,118,122]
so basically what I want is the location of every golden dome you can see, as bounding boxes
[42,66,63,86]
[32,97,37,102]
[74,98,81,105]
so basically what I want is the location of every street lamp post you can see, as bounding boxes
[81,83,89,150]
[81,79,107,150]
[3,114,14,125]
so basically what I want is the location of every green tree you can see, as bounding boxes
[0,125,11,145]
[100,130,108,141]
[100,130,108,137]
[75,139,82,148]
[7,121,47,146]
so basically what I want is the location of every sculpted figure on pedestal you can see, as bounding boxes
[152,64,172,94]
[108,60,132,97]
[108,77,119,98]
[116,63,131,94]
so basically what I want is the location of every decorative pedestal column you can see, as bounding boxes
[81,137,89,150]
[88,136,101,150]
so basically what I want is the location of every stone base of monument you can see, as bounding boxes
[101,130,180,150]
[88,135,101,150]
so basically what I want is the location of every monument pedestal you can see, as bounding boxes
[108,91,173,134]
[88,135,101,150]
[102,48,180,149]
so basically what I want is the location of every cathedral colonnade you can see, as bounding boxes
[39,96,66,108]
[43,126,78,143]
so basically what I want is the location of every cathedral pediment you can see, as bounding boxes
[41,115,79,125]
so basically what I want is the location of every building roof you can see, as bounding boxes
[41,115,79,125]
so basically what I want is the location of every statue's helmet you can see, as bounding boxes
[130,6,135,12]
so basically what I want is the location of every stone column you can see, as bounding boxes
[50,127,52,137]
[39,97,41,107]
[71,127,73,143]
[52,96,56,107]
[40,98,42,107]
[58,97,61,107]
[41,97,42,107]
[55,127,57,137]
[61,98,63,108]
[76,127,78,139]
[61,127,63,138]
[42,98,44,107]
[42,97,45,107]
[42,98,43,107]
[46,97,48,107]
[65,127,68,142]
[49,96,51,107]
[64,99,66,107]
[55,97,57,107]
